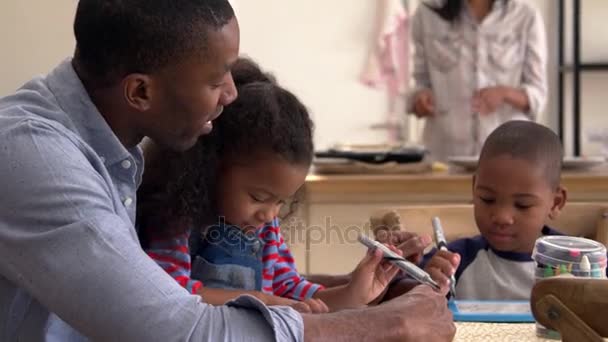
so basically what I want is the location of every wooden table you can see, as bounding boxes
[455,322,608,341]
[454,322,553,341]
[286,169,608,274]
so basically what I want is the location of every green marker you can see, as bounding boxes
[560,264,568,275]
[544,265,554,277]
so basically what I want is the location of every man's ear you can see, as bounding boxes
[123,73,153,112]
[548,185,568,220]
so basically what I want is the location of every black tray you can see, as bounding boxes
[315,147,426,164]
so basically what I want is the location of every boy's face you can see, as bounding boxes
[216,155,309,233]
[473,155,566,253]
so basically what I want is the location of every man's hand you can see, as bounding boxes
[302,284,456,341]
[386,285,456,341]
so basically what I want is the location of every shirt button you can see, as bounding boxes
[123,197,133,207]
[121,159,132,169]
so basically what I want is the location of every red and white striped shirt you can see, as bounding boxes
[145,218,322,300]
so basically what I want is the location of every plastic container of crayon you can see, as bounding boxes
[532,236,607,339]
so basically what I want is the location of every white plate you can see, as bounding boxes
[447,155,605,171]
[331,143,425,153]
[447,156,479,171]
[562,156,605,170]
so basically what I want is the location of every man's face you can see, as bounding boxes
[146,17,240,151]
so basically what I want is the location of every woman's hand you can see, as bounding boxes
[472,86,508,115]
[412,89,435,117]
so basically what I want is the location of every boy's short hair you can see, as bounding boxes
[479,120,563,188]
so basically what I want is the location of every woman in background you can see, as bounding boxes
[409,0,547,161]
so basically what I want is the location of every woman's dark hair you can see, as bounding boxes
[426,0,508,23]
[137,57,314,245]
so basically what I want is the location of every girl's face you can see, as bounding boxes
[216,154,309,232]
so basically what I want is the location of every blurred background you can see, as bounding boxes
[1,0,607,156]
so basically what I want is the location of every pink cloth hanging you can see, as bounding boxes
[360,0,410,143]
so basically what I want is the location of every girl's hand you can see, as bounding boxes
[347,246,402,305]
[264,294,329,314]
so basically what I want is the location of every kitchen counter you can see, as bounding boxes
[304,169,608,203]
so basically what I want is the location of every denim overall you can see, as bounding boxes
[191,223,264,291]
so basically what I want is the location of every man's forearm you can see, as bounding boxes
[302,307,400,342]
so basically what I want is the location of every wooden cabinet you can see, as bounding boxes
[287,170,608,275]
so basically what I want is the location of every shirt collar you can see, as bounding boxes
[45,58,134,167]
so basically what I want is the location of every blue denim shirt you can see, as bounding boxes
[0,59,303,341]
[193,223,265,291]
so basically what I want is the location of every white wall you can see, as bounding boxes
[0,1,76,96]
[235,0,389,150]
[1,0,607,155]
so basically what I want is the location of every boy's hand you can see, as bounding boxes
[348,247,401,305]
[424,250,461,290]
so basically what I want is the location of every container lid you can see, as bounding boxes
[532,236,607,266]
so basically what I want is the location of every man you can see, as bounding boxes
[0,0,455,340]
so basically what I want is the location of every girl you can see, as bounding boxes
[409,0,547,161]
[137,58,401,313]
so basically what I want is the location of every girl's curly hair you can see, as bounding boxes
[137,57,314,246]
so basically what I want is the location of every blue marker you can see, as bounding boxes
[432,217,457,298]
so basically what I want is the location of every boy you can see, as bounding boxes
[425,120,567,300]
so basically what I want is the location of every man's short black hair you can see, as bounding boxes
[73,0,234,86]
[479,120,563,188]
